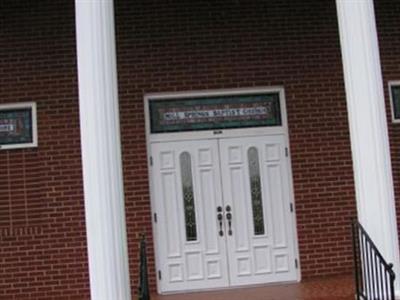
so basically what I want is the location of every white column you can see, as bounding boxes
[75,1,131,299]
[336,0,400,293]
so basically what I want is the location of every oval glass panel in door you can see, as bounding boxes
[247,147,265,235]
[180,152,197,241]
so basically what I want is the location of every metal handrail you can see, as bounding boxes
[138,234,150,300]
[352,220,395,300]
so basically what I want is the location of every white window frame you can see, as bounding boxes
[389,81,400,124]
[144,87,289,143]
[0,102,38,150]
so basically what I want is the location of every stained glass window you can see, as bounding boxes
[0,103,37,150]
[248,147,265,235]
[390,84,400,120]
[149,93,281,133]
[180,152,197,241]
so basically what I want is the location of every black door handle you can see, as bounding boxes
[226,206,232,236]
[217,206,223,236]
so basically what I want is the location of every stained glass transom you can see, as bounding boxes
[248,147,265,235]
[149,93,281,133]
[180,152,197,241]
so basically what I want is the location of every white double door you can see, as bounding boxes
[151,135,298,293]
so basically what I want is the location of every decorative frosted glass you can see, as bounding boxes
[180,152,197,241]
[248,147,265,235]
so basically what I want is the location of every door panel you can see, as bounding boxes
[151,135,298,293]
[219,135,297,286]
[151,140,229,292]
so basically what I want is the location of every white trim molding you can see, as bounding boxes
[336,0,400,294]
[144,87,302,292]
[75,1,131,299]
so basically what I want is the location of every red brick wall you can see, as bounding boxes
[0,1,90,299]
[115,0,356,290]
[2,0,386,298]
[375,0,400,241]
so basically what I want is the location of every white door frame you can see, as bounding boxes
[144,87,301,293]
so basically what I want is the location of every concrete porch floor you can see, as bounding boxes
[150,275,354,300]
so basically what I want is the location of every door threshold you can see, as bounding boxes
[159,279,301,296]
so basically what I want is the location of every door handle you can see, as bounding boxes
[226,205,233,236]
[217,206,224,237]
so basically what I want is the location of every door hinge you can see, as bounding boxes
[290,203,294,212]
[158,270,162,280]
[285,147,289,157]
[150,156,153,166]
[154,213,157,223]
[295,259,298,269]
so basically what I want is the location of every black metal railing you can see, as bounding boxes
[138,234,150,300]
[352,220,396,300]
